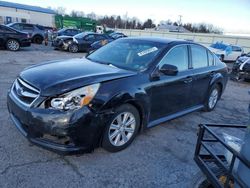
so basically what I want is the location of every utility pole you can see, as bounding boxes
[124,12,128,29]
[178,15,183,32]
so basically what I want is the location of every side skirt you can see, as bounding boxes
[147,105,204,128]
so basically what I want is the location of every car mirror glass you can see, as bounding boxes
[159,64,178,76]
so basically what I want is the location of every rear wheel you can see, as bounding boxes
[6,39,20,51]
[33,35,43,44]
[244,78,250,82]
[204,84,221,112]
[102,104,140,152]
[68,43,79,53]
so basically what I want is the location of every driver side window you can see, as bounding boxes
[159,45,189,72]
[85,34,95,41]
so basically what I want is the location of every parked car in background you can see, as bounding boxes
[51,28,82,40]
[90,38,114,51]
[231,52,250,81]
[7,37,228,154]
[0,24,31,51]
[52,32,113,53]
[7,22,47,44]
[109,32,127,39]
[208,42,244,62]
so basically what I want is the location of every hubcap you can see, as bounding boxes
[108,112,136,147]
[8,40,19,51]
[208,88,219,109]
[70,45,78,52]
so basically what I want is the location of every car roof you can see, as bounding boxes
[119,37,190,45]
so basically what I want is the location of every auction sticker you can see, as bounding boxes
[138,47,158,56]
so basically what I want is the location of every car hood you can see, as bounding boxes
[238,56,250,63]
[20,58,136,96]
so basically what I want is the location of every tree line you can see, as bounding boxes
[52,7,222,34]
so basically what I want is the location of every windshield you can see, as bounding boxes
[87,39,165,71]
[74,32,88,39]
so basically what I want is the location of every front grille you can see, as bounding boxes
[12,78,40,106]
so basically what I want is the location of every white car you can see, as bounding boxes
[208,43,244,61]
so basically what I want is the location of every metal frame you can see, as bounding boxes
[194,123,250,188]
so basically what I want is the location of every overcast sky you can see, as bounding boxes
[4,0,250,34]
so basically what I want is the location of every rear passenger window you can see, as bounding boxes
[191,45,208,68]
[159,45,189,71]
[208,51,214,66]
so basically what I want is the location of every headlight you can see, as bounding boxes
[73,37,78,44]
[48,83,100,110]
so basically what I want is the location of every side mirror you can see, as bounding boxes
[159,64,178,76]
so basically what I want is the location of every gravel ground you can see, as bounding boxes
[0,44,249,188]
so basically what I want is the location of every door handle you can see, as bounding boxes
[183,76,193,83]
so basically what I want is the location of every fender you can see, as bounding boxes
[210,72,223,87]
[98,88,150,131]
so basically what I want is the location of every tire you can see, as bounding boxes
[220,55,224,62]
[33,35,43,44]
[68,43,79,53]
[244,78,250,82]
[102,104,140,152]
[6,39,20,51]
[204,84,221,112]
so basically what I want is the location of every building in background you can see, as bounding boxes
[156,24,191,33]
[0,1,56,27]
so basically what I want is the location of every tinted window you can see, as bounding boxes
[191,45,208,68]
[232,46,242,52]
[11,24,20,30]
[159,45,189,71]
[87,39,165,71]
[85,34,95,41]
[22,24,33,30]
[208,51,214,66]
[71,30,79,35]
[95,35,106,40]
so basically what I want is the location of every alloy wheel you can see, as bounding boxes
[208,88,219,109]
[7,40,20,51]
[69,44,78,53]
[108,112,136,147]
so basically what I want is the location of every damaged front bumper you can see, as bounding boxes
[7,92,106,155]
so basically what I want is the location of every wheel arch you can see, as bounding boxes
[32,34,44,42]
[209,73,224,98]
[99,91,150,132]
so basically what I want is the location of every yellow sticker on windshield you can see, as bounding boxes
[138,47,158,56]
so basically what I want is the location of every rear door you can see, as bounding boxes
[21,24,34,36]
[189,45,215,106]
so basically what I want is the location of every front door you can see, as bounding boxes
[149,45,193,122]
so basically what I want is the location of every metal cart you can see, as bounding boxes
[194,123,250,188]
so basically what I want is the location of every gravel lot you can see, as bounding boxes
[0,44,249,188]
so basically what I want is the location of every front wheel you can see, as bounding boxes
[6,39,20,51]
[68,43,79,53]
[204,84,221,112]
[102,104,140,152]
